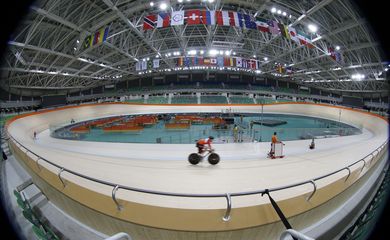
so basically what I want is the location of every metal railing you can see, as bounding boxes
[6,131,388,223]
[105,232,131,240]
[280,229,315,240]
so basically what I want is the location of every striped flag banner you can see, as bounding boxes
[201,10,215,25]
[224,57,230,66]
[217,56,224,67]
[83,35,93,49]
[229,12,243,27]
[135,62,141,71]
[278,23,290,39]
[216,11,230,26]
[288,26,300,44]
[157,13,170,28]
[256,18,269,33]
[143,15,156,30]
[267,20,280,35]
[297,31,314,48]
[153,59,160,68]
[141,61,147,70]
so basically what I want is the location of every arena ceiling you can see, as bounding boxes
[0,0,388,94]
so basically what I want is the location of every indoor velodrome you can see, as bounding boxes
[0,1,389,240]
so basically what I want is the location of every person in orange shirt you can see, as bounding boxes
[196,136,214,154]
[271,132,279,144]
[269,132,279,157]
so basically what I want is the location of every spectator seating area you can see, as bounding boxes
[147,96,169,104]
[13,189,60,240]
[256,98,277,104]
[125,99,144,103]
[171,96,198,104]
[200,96,228,104]
[229,96,255,104]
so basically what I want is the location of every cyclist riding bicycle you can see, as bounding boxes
[196,136,214,154]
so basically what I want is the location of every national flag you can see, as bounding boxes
[276,64,284,73]
[83,35,92,49]
[93,31,100,45]
[288,26,299,44]
[141,60,147,70]
[94,27,107,44]
[243,14,256,29]
[242,59,248,68]
[286,66,293,74]
[103,27,109,42]
[297,31,314,48]
[135,62,141,71]
[198,57,204,65]
[184,57,190,67]
[224,57,230,66]
[255,60,260,69]
[236,12,244,27]
[256,18,269,33]
[201,10,215,25]
[249,59,256,69]
[217,56,224,67]
[177,57,183,66]
[193,57,199,65]
[210,58,217,65]
[171,11,184,26]
[335,52,342,63]
[216,11,230,26]
[203,58,211,65]
[328,48,342,62]
[186,10,201,25]
[157,13,170,28]
[278,23,290,39]
[143,15,156,30]
[328,47,336,61]
[153,59,160,68]
[228,12,242,27]
[97,27,107,44]
[236,57,242,67]
[267,20,280,35]
[230,57,236,67]
[147,60,153,69]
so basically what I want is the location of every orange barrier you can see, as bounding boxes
[89,116,124,127]
[174,115,200,122]
[203,117,225,124]
[70,125,90,133]
[165,123,190,129]
[103,125,144,132]
[124,116,158,126]
[174,115,222,125]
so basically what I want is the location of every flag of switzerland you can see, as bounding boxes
[186,10,201,25]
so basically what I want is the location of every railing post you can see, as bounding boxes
[344,167,351,182]
[58,168,66,187]
[35,157,41,171]
[360,159,366,172]
[306,180,317,202]
[222,193,232,222]
[112,185,122,211]
[369,153,375,166]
